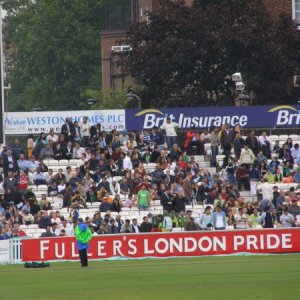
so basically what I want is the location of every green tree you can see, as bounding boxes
[125,0,300,107]
[2,0,103,111]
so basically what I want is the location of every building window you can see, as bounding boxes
[102,0,134,30]
[293,0,300,25]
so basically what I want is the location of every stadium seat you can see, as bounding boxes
[289,135,299,140]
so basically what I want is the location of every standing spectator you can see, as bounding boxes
[2,148,19,176]
[123,152,133,171]
[61,117,75,142]
[211,205,226,230]
[137,184,150,211]
[259,131,272,159]
[182,173,193,205]
[246,130,260,155]
[75,218,92,267]
[80,117,90,147]
[233,133,245,159]
[11,138,24,160]
[220,123,234,156]
[199,206,212,230]
[249,164,260,198]
[209,127,219,167]
[150,126,165,150]
[239,145,255,165]
[160,117,178,150]
[260,206,274,228]
[27,134,34,159]
[90,123,101,139]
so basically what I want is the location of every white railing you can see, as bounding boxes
[0,239,22,265]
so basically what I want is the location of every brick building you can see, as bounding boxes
[100,0,300,93]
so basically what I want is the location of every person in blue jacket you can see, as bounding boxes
[75,218,92,267]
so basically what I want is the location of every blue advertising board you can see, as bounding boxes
[125,105,300,131]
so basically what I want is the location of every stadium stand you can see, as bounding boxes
[0,120,300,239]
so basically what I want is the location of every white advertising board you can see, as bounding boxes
[3,110,125,135]
[0,240,10,263]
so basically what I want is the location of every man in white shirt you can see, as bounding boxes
[80,117,90,147]
[47,129,59,144]
[160,117,178,150]
[73,142,85,159]
[123,152,133,171]
[280,208,295,228]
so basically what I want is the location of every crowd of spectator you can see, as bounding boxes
[0,116,300,240]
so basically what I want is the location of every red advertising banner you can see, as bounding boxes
[22,229,300,262]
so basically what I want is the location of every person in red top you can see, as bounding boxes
[12,223,27,237]
[18,170,29,191]
[184,128,195,150]
[151,224,162,232]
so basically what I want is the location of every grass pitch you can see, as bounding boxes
[1,255,300,300]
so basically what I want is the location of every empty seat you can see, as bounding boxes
[289,135,299,140]
[59,159,69,165]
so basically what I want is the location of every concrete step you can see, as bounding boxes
[198,162,210,168]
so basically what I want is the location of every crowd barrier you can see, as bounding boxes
[0,239,22,265]
[20,228,300,262]
[1,229,300,264]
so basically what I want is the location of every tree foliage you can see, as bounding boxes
[125,0,300,107]
[2,0,103,111]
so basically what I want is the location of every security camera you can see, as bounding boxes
[232,72,242,82]
[235,82,245,91]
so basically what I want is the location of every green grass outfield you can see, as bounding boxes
[1,254,300,300]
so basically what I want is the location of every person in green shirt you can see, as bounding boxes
[249,208,261,227]
[75,218,93,267]
[137,184,150,210]
[175,210,188,228]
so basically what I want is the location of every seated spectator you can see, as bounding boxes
[48,181,59,197]
[120,219,132,233]
[111,196,122,213]
[40,143,54,159]
[139,216,152,232]
[17,153,29,172]
[33,167,47,185]
[293,168,300,183]
[73,142,85,159]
